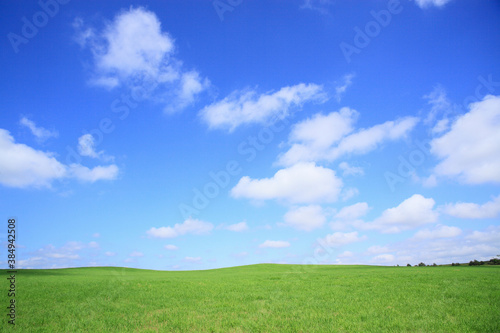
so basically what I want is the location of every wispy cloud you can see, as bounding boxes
[200,83,327,132]
[259,240,290,248]
[147,218,214,238]
[334,73,354,102]
[414,0,453,9]
[20,117,58,142]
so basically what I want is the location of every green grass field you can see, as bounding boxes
[2,264,500,332]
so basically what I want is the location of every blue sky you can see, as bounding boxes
[1,0,499,270]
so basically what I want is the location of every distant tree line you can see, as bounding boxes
[403,256,500,267]
[468,258,500,266]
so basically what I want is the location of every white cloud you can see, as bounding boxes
[335,202,370,220]
[259,240,291,248]
[164,244,178,251]
[335,73,354,102]
[414,0,453,9]
[337,250,354,258]
[292,107,357,148]
[466,226,500,244]
[104,251,116,256]
[88,241,99,248]
[0,129,118,188]
[371,254,395,263]
[442,196,500,219]
[200,83,326,131]
[430,95,500,184]
[184,256,202,263]
[278,108,418,166]
[76,7,208,112]
[341,187,359,201]
[225,221,249,232]
[330,202,369,230]
[129,251,144,257]
[231,162,343,204]
[369,226,500,266]
[146,218,214,238]
[338,162,364,176]
[284,205,325,231]
[69,164,119,183]
[423,85,452,134]
[0,129,66,188]
[365,245,390,255]
[20,117,58,141]
[319,231,367,247]
[18,241,99,269]
[300,0,334,15]
[412,225,462,240]
[92,233,100,238]
[78,134,101,159]
[364,194,438,233]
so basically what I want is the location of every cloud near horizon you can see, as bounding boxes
[147,218,214,238]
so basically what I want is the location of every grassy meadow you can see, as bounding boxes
[2,264,500,332]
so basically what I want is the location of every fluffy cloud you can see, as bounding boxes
[442,195,500,219]
[430,95,500,184]
[0,129,118,188]
[364,194,438,233]
[412,225,462,240]
[277,108,418,166]
[284,205,326,231]
[414,0,453,9]
[319,231,367,247]
[259,240,291,248]
[146,218,214,238]
[20,117,58,141]
[78,134,99,158]
[231,162,343,204]
[164,244,178,251]
[200,83,326,131]
[76,7,209,112]
[225,221,249,232]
